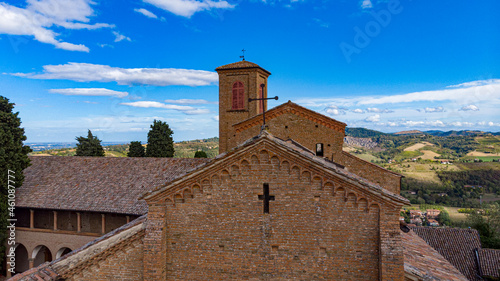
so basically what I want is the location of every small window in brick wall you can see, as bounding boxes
[316,143,324,157]
[232,81,245,110]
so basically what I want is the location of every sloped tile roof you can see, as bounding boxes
[215,60,271,74]
[142,130,409,206]
[478,248,500,278]
[411,226,482,281]
[17,156,210,215]
[8,263,59,281]
[402,229,468,280]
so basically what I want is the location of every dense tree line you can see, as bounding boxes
[438,170,500,194]
[402,177,483,208]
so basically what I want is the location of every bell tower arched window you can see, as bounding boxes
[232,81,245,110]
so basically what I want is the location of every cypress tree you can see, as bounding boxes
[194,151,207,158]
[75,130,105,156]
[146,120,174,157]
[128,141,145,157]
[0,96,31,270]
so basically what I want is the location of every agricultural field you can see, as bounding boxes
[475,135,500,154]
[442,206,468,222]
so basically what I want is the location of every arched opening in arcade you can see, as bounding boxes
[56,247,72,259]
[32,245,52,267]
[13,244,29,274]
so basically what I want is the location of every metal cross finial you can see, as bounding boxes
[248,83,279,128]
[240,49,246,61]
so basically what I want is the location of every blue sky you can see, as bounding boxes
[1,0,499,142]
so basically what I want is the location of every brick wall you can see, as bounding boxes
[341,152,401,194]
[233,112,345,159]
[145,143,404,280]
[67,236,144,281]
[217,67,270,154]
[231,111,401,193]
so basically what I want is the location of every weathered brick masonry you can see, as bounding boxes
[142,133,408,280]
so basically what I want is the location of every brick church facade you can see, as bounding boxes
[10,60,472,281]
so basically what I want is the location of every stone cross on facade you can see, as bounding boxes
[258,183,275,214]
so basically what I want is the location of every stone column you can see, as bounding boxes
[28,258,34,269]
[30,209,34,229]
[126,215,130,224]
[53,211,58,231]
[6,260,11,278]
[101,214,106,234]
[77,212,81,233]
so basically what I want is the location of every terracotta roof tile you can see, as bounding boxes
[411,226,482,281]
[8,263,59,281]
[143,130,409,206]
[478,248,500,278]
[402,229,468,280]
[17,156,210,215]
[215,60,270,74]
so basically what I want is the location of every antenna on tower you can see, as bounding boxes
[240,49,246,61]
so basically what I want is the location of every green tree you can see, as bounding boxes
[437,210,451,226]
[75,130,105,157]
[194,151,207,158]
[0,96,31,270]
[146,120,174,157]
[467,205,500,249]
[128,141,145,157]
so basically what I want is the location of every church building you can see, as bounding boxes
[10,60,471,281]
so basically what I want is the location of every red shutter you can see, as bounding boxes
[232,81,244,110]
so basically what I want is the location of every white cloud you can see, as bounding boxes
[447,80,496,88]
[365,114,380,122]
[49,88,128,98]
[366,107,393,113]
[134,8,158,19]
[0,0,113,52]
[459,104,479,111]
[120,101,211,115]
[144,0,235,18]
[450,121,476,127]
[359,79,500,105]
[113,31,131,42]
[12,62,219,86]
[352,108,365,113]
[361,0,372,9]
[418,106,444,113]
[212,115,219,121]
[324,105,346,116]
[313,18,329,28]
[163,99,217,105]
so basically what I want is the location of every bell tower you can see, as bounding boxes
[216,60,271,154]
